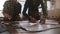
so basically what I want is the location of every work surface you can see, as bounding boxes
[0,20,60,34]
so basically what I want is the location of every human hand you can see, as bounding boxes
[3,13,12,20]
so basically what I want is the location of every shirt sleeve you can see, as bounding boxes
[40,0,47,16]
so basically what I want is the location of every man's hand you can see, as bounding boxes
[3,13,12,20]
[40,15,46,24]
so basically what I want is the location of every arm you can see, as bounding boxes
[40,0,47,17]
[3,1,12,20]
[16,2,22,14]
[3,1,8,13]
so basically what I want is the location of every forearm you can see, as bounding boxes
[41,0,47,17]
[3,13,12,20]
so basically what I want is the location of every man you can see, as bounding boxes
[22,0,47,25]
[3,0,21,21]
[2,0,26,33]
